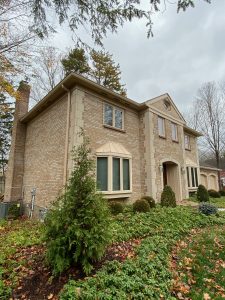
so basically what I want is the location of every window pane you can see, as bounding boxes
[158,117,165,136]
[104,104,113,126]
[186,167,190,187]
[97,157,108,191]
[172,123,178,141]
[123,159,130,190]
[113,158,120,191]
[195,168,198,187]
[185,135,190,149]
[191,167,195,187]
[115,109,123,129]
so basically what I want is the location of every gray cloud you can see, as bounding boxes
[50,1,225,112]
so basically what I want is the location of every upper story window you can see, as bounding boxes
[171,122,178,142]
[104,103,124,130]
[184,134,191,150]
[158,116,165,137]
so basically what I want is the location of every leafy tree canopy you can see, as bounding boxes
[0,94,14,174]
[62,48,126,95]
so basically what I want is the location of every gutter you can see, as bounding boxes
[61,84,71,185]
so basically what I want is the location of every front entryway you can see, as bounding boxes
[162,161,181,201]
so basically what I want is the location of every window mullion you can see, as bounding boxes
[108,156,112,192]
[112,106,115,127]
[120,158,123,191]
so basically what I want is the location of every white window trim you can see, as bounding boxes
[184,134,191,150]
[186,166,198,189]
[96,154,132,195]
[158,116,166,137]
[171,122,178,142]
[103,102,125,130]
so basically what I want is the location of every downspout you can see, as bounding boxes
[62,84,71,185]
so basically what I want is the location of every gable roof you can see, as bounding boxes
[145,93,186,123]
[21,73,148,123]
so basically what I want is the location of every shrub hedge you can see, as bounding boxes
[109,201,124,215]
[208,189,221,198]
[197,185,209,202]
[141,196,156,208]
[133,199,150,213]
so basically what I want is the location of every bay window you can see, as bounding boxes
[96,156,131,193]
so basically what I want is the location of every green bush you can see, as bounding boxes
[133,199,150,213]
[44,136,112,275]
[109,201,124,215]
[8,202,21,219]
[219,190,225,196]
[141,196,156,208]
[199,202,218,216]
[208,189,221,198]
[160,185,176,207]
[197,185,209,202]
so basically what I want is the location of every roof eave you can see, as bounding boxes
[184,125,203,137]
[21,73,148,123]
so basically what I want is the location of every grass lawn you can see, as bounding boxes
[1,208,225,299]
[171,225,225,299]
[188,196,225,208]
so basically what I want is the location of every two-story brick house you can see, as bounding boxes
[4,73,203,213]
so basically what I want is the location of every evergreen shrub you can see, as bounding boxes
[208,189,221,198]
[197,185,209,202]
[133,199,150,213]
[44,136,111,275]
[199,202,218,216]
[219,190,225,196]
[109,201,124,215]
[161,185,176,207]
[141,196,156,208]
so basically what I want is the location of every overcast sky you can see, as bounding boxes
[49,0,224,113]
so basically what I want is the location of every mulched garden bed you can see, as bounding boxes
[11,239,141,300]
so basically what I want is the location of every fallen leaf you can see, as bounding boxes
[203,293,211,300]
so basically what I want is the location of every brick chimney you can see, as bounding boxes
[4,81,30,202]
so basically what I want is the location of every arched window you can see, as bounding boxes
[96,142,132,194]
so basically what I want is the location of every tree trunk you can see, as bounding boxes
[215,150,221,190]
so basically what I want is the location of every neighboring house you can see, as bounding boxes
[4,74,206,214]
[200,166,221,191]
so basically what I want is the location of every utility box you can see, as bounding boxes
[0,202,10,219]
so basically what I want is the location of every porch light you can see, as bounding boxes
[159,164,163,172]
[181,166,185,174]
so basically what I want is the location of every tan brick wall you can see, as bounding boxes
[152,113,186,201]
[184,135,198,164]
[82,89,144,203]
[22,95,68,208]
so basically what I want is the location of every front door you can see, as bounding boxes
[163,164,167,186]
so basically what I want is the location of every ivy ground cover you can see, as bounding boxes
[60,207,225,299]
[1,207,225,299]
